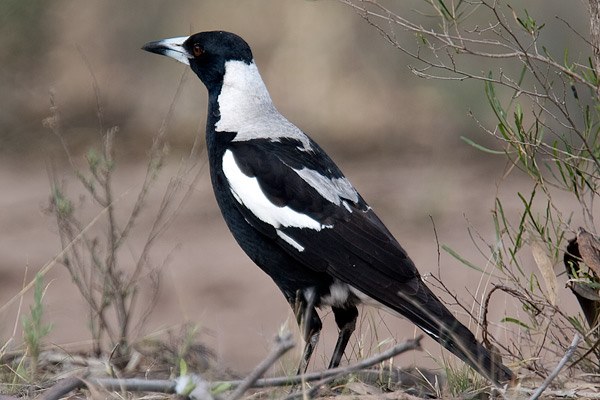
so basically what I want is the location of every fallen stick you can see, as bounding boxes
[212,335,422,390]
[226,333,294,400]
[37,336,423,400]
[528,333,582,400]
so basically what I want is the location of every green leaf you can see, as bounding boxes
[211,382,232,395]
[460,136,505,154]
[514,103,523,127]
[179,358,188,376]
[501,316,531,330]
[442,244,484,273]
[436,0,453,20]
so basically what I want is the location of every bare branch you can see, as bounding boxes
[528,334,582,400]
[213,336,422,390]
[227,333,295,400]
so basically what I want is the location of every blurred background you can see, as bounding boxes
[0,0,591,373]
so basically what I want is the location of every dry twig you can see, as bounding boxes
[528,334,583,400]
[214,335,422,390]
[36,376,89,400]
[226,333,295,400]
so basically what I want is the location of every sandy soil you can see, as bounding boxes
[0,152,580,375]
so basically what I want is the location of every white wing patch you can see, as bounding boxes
[276,230,305,252]
[293,167,359,208]
[222,150,330,231]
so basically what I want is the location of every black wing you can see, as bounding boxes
[226,137,421,286]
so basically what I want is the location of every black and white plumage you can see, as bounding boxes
[143,31,514,384]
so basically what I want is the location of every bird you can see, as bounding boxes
[142,31,514,385]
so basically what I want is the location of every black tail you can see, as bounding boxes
[391,282,513,385]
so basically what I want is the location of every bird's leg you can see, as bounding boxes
[293,289,322,374]
[298,321,320,374]
[328,306,358,369]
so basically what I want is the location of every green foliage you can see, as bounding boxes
[21,272,52,375]
[444,362,487,398]
[176,324,201,375]
[428,0,471,24]
[456,3,600,373]
[514,8,545,36]
[211,382,232,396]
[501,316,531,330]
[179,358,188,377]
[344,0,600,380]
[50,187,73,218]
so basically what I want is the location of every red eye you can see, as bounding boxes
[193,44,203,57]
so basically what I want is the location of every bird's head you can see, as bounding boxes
[143,31,253,92]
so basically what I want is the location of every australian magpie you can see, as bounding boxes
[142,31,514,384]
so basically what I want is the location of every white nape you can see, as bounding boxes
[216,60,312,150]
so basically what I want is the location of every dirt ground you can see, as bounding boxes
[0,150,580,375]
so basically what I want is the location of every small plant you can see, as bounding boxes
[21,272,52,377]
[444,362,487,398]
[43,61,202,362]
[136,323,213,379]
